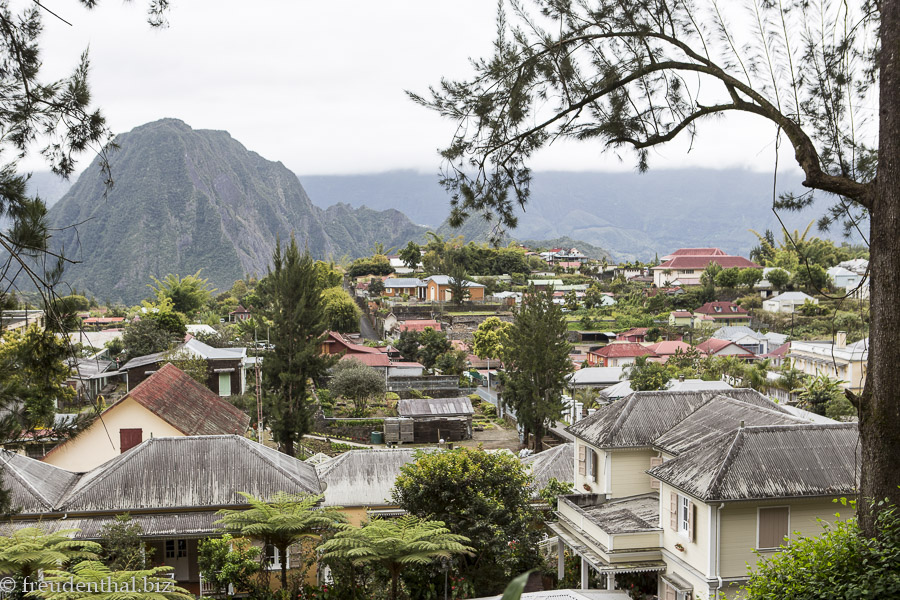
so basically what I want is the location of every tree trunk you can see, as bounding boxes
[390,566,400,600]
[860,0,900,536]
[533,423,543,453]
[279,545,289,592]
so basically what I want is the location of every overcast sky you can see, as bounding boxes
[29,0,799,177]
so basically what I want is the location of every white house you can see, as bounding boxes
[762,291,818,313]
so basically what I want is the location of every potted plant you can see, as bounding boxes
[674,543,685,552]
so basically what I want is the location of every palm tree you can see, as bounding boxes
[794,373,847,416]
[319,515,473,600]
[38,560,192,600]
[0,527,101,600]
[216,492,347,590]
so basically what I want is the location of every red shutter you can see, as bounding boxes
[120,428,143,453]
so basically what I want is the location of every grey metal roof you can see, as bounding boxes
[568,367,625,386]
[713,326,762,341]
[397,397,474,417]
[567,389,788,449]
[0,511,222,539]
[648,423,859,501]
[522,442,574,488]
[562,493,662,534]
[315,448,420,507]
[652,396,806,455]
[383,278,424,287]
[0,450,79,512]
[57,436,322,513]
[121,338,246,370]
[768,291,817,302]
[423,275,485,287]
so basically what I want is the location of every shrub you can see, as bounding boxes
[482,404,497,418]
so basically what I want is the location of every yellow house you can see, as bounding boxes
[423,275,486,302]
[43,363,250,471]
[555,389,857,599]
[788,333,868,394]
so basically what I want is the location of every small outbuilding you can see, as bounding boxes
[396,397,474,442]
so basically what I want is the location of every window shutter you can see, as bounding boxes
[758,507,790,548]
[120,428,142,453]
[688,501,695,542]
[664,583,676,600]
[669,492,678,531]
[650,457,663,489]
[592,451,599,481]
[577,445,586,476]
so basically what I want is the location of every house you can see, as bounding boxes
[692,302,750,327]
[0,309,44,331]
[2,435,322,594]
[521,442,575,491]
[616,328,649,343]
[711,326,788,356]
[228,305,251,322]
[762,291,819,313]
[645,341,693,362]
[528,278,565,290]
[599,378,733,402]
[315,448,419,523]
[423,275,486,302]
[695,338,756,359]
[66,355,120,402]
[668,311,693,327]
[568,367,626,390]
[586,343,657,367]
[82,316,126,329]
[382,277,426,299]
[652,249,760,287]
[788,332,868,394]
[43,364,250,471]
[396,396,474,442]
[554,389,856,597]
[120,337,251,396]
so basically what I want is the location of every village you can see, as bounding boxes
[0,231,869,600]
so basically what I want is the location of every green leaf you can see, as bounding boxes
[500,570,535,600]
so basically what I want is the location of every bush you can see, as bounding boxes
[482,404,497,418]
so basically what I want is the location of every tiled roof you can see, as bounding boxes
[670,310,692,318]
[340,353,392,367]
[618,328,649,337]
[648,423,859,501]
[694,302,748,316]
[589,343,657,358]
[662,248,729,259]
[654,256,761,270]
[114,363,250,435]
[696,338,755,356]
[645,341,692,355]
[399,320,442,332]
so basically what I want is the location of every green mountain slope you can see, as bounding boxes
[45,119,431,303]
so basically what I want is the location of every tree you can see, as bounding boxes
[715,267,741,289]
[258,236,335,457]
[740,268,764,290]
[766,268,791,292]
[392,448,543,596]
[395,329,421,362]
[216,492,346,590]
[447,261,470,303]
[415,0,898,533]
[148,271,215,316]
[796,374,857,419]
[623,356,670,392]
[417,327,451,372]
[434,349,468,375]
[368,277,385,297]
[162,349,208,385]
[321,286,361,333]
[99,514,153,572]
[32,561,192,600]
[197,534,261,598]
[330,358,386,417]
[472,316,511,388]
[742,502,900,600]
[121,318,175,360]
[319,516,474,600]
[399,241,422,270]
[501,286,573,451]
[0,527,100,599]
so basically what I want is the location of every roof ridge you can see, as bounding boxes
[0,451,55,510]
[712,395,805,421]
[58,436,163,507]
[705,428,746,500]
[243,438,323,493]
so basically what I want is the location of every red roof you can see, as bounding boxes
[662,248,728,260]
[761,342,791,358]
[618,327,649,338]
[694,302,749,316]
[324,331,381,355]
[696,338,755,357]
[117,363,249,435]
[654,255,761,270]
[589,343,658,358]
[400,320,442,332]
[646,340,693,355]
[670,310,693,318]
[83,317,125,324]
[341,353,392,367]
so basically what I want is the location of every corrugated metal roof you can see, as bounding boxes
[648,423,859,501]
[397,397,474,417]
[564,493,661,534]
[0,450,79,512]
[315,448,420,507]
[57,436,321,512]
[0,511,222,539]
[566,389,788,449]
[522,442,574,488]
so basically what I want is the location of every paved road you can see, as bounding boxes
[358,312,379,340]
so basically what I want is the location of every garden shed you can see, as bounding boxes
[396,397,474,442]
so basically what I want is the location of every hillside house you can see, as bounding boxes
[120,337,250,395]
[788,333,868,394]
[44,364,250,471]
[617,328,649,343]
[652,249,760,287]
[692,302,751,327]
[423,275,486,302]
[668,311,693,327]
[3,436,322,594]
[555,389,857,597]
[383,278,426,299]
[695,338,756,359]
[762,291,818,313]
[645,341,693,363]
[228,305,251,322]
[587,343,657,367]
[0,309,44,331]
[712,326,787,356]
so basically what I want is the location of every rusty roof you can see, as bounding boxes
[566,389,788,449]
[119,363,250,435]
[648,423,859,501]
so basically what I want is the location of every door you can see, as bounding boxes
[165,539,190,581]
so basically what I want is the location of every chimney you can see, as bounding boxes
[739,420,745,428]
[678,374,685,382]
[835,331,847,349]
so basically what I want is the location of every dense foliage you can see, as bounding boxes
[329,359,386,416]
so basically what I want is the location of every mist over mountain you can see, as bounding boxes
[302,168,842,261]
[45,119,429,303]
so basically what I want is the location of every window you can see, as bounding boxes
[165,540,175,559]
[120,428,142,453]
[680,496,691,534]
[165,539,187,559]
[177,539,187,558]
[264,544,288,570]
[670,493,694,542]
[218,373,231,397]
[758,506,790,549]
